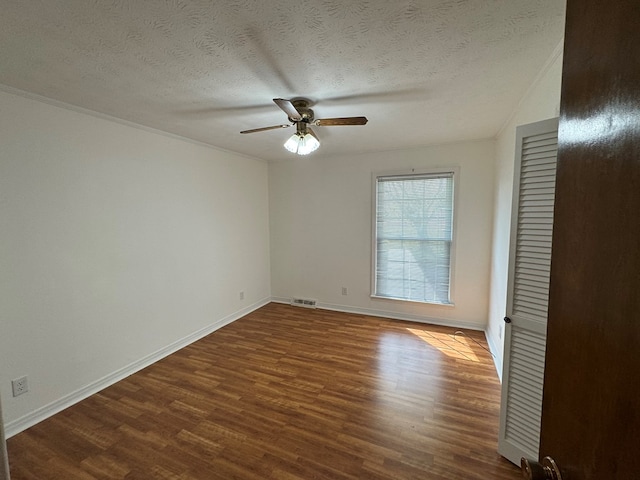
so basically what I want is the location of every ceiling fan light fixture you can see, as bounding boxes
[243,97,366,155]
[283,134,300,153]
[284,132,320,155]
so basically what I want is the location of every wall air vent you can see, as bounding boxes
[290,298,317,309]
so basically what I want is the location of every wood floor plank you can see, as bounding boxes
[7,303,519,479]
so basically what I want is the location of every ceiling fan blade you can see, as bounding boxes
[273,98,303,121]
[314,116,368,126]
[240,124,291,134]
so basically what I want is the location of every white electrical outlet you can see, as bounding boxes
[341,287,348,296]
[12,376,28,397]
[239,291,245,300]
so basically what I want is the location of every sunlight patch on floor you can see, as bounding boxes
[406,328,480,362]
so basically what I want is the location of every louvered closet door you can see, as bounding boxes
[498,118,558,465]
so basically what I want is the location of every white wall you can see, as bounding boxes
[486,44,564,376]
[269,140,495,329]
[0,90,271,434]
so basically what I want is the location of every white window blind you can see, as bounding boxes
[374,172,454,304]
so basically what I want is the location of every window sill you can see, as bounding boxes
[370,294,455,307]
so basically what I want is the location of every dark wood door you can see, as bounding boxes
[540,0,640,478]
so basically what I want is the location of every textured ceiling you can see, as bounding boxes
[0,0,565,161]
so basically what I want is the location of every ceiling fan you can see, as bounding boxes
[240,98,368,155]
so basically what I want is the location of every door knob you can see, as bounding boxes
[521,457,563,480]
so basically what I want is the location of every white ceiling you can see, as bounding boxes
[0,0,565,161]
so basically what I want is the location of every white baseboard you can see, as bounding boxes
[274,296,503,381]
[485,330,504,382]
[6,297,492,437]
[5,297,270,438]
[271,296,484,331]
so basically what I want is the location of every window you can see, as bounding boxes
[373,170,455,305]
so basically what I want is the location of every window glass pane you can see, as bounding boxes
[374,172,453,304]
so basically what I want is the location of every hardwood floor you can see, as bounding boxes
[7,303,520,479]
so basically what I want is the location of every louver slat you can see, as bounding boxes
[499,119,558,466]
[516,284,549,298]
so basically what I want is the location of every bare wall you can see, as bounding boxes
[269,140,496,329]
[0,90,271,434]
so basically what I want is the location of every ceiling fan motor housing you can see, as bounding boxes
[291,99,314,123]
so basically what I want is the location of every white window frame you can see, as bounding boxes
[371,167,459,306]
